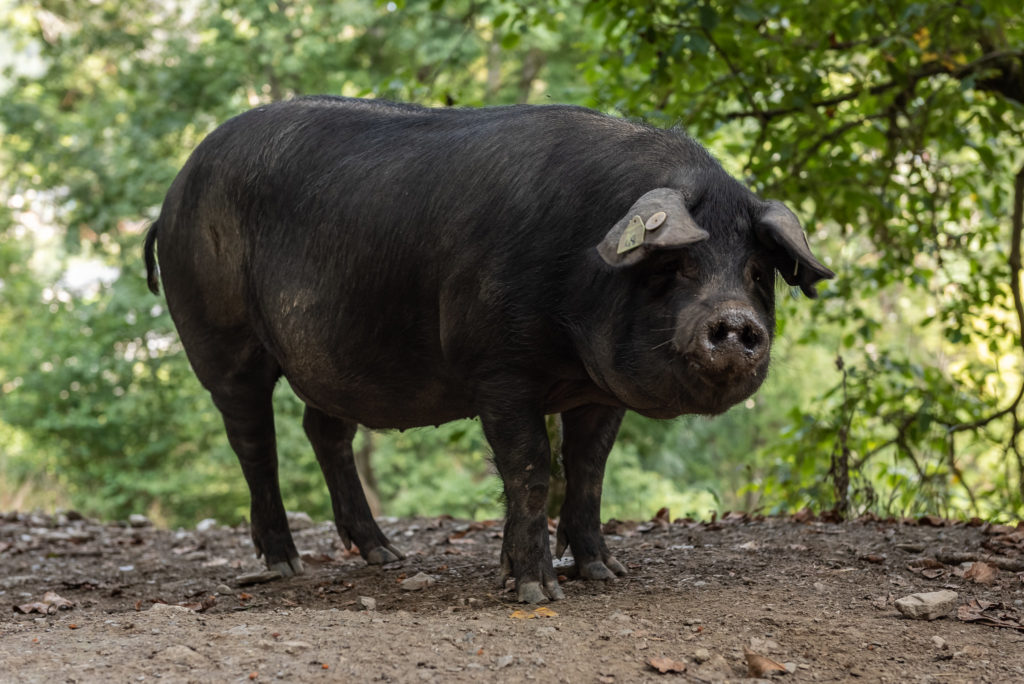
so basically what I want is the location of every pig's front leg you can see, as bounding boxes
[480,404,564,603]
[556,404,628,580]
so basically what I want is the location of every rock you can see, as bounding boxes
[128,514,151,528]
[894,590,958,620]
[693,648,711,663]
[286,511,314,530]
[281,640,312,654]
[400,572,436,591]
[932,636,947,650]
[195,518,218,532]
[358,596,377,611]
[495,655,515,669]
[149,603,193,614]
[690,653,732,681]
[235,570,283,586]
[215,584,233,595]
[152,644,208,667]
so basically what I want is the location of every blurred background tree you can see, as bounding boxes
[1,0,1021,526]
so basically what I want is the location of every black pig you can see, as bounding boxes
[145,97,833,603]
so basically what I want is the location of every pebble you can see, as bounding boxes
[128,514,151,528]
[215,584,233,595]
[693,647,711,663]
[358,596,377,611]
[152,644,208,666]
[932,636,947,649]
[400,572,436,591]
[495,655,515,669]
[235,570,282,586]
[286,511,314,530]
[196,518,218,532]
[149,603,192,614]
[894,590,958,620]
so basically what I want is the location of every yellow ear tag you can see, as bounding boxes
[616,215,647,254]
[645,211,667,231]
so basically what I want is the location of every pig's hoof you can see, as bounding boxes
[365,544,404,565]
[516,579,565,604]
[581,556,627,580]
[269,556,304,577]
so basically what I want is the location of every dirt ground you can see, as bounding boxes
[3,509,1024,683]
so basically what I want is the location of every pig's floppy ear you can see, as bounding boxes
[755,201,835,298]
[597,188,709,268]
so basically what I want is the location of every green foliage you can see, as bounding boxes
[2,0,1023,525]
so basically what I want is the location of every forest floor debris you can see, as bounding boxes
[3,510,1024,681]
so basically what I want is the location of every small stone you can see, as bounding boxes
[495,655,515,669]
[358,596,377,611]
[286,511,314,530]
[281,640,312,654]
[400,572,436,591]
[894,590,958,620]
[693,648,711,663]
[235,570,282,586]
[153,644,208,667]
[932,636,947,650]
[128,514,151,528]
[813,582,827,592]
[149,603,192,614]
[215,584,233,595]
[196,518,218,532]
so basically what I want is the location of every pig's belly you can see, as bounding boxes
[282,365,478,429]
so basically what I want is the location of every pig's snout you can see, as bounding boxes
[697,306,768,374]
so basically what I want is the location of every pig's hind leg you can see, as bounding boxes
[302,406,404,564]
[555,405,628,580]
[202,351,304,578]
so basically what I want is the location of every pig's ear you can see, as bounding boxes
[755,201,835,298]
[597,188,709,268]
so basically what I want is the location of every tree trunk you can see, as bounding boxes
[354,427,382,517]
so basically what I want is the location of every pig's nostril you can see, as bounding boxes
[740,324,764,353]
[709,321,728,345]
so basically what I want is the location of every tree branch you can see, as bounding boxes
[724,49,1024,121]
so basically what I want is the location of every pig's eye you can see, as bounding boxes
[749,262,773,288]
[645,256,697,296]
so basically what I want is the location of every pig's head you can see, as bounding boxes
[582,186,833,418]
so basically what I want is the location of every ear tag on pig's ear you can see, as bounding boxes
[645,211,667,231]
[616,215,647,254]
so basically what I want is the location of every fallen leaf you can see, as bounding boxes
[965,561,998,585]
[647,656,687,674]
[14,592,75,615]
[299,552,334,564]
[176,595,217,613]
[447,535,477,545]
[745,647,787,677]
[792,508,815,523]
[907,558,946,579]
[957,599,1024,631]
[510,606,558,620]
[918,515,946,527]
